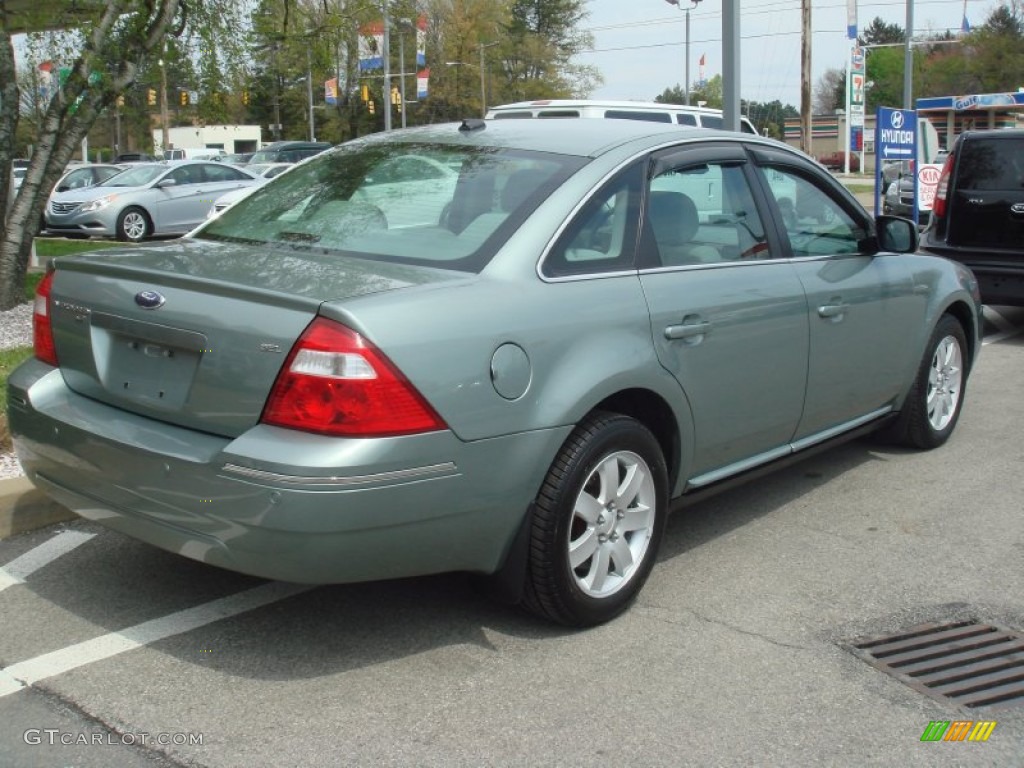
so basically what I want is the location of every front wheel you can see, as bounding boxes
[521,412,668,627]
[886,315,968,449]
[116,206,151,242]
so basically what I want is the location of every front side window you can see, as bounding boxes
[198,142,585,273]
[646,161,771,265]
[755,166,867,257]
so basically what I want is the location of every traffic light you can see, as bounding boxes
[116,94,125,107]
[368,99,375,115]
[147,88,156,106]
[179,90,189,106]
[361,84,369,102]
[242,90,250,106]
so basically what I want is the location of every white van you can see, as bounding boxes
[486,99,759,135]
[162,147,227,161]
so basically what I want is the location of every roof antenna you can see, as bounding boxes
[459,118,487,132]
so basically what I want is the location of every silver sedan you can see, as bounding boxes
[44,161,260,242]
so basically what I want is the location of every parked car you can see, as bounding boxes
[163,148,226,161]
[12,167,26,192]
[816,151,860,172]
[51,163,128,195]
[248,141,332,164]
[11,119,982,627]
[206,164,293,219]
[44,160,260,242]
[486,99,760,134]
[114,152,161,163]
[922,129,1024,306]
[883,176,930,227]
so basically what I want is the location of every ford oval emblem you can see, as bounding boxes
[135,290,165,309]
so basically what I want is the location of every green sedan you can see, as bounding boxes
[9,118,982,626]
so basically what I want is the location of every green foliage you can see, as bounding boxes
[860,17,905,46]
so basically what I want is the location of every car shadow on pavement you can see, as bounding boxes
[657,438,885,562]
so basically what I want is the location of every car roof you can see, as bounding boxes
[490,99,728,115]
[356,118,773,159]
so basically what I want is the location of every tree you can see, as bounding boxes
[501,0,601,101]
[813,67,844,114]
[0,1,247,311]
[860,17,905,46]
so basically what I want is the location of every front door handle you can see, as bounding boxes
[664,319,712,341]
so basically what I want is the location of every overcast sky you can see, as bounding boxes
[576,0,994,107]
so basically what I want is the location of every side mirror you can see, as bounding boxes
[876,215,919,253]
[157,178,177,188]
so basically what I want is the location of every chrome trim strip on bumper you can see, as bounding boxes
[220,461,458,487]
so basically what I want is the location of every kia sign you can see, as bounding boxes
[917,164,942,212]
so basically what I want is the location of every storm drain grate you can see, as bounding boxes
[848,620,1024,709]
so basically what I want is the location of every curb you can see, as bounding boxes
[0,476,77,540]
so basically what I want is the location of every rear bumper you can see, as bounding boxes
[8,359,569,583]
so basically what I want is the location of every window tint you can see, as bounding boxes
[200,142,584,273]
[676,113,698,126]
[544,164,642,277]
[604,110,672,123]
[202,163,250,183]
[700,115,724,129]
[647,161,771,264]
[491,111,535,119]
[957,138,1024,190]
[756,166,866,257]
[537,110,581,118]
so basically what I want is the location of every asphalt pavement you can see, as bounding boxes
[0,308,1022,767]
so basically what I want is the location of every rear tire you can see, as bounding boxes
[521,412,668,627]
[884,315,968,449]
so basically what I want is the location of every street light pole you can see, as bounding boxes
[478,42,498,117]
[306,47,316,141]
[665,0,702,105]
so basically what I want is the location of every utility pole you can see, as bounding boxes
[722,0,740,130]
[382,5,392,132]
[159,48,170,152]
[800,0,812,154]
[903,0,914,109]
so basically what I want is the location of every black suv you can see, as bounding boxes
[922,130,1024,305]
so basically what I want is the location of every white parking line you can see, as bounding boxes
[0,581,311,698]
[983,306,1015,333]
[0,531,96,593]
[981,307,1024,346]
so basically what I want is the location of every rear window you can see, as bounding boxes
[197,142,585,273]
[957,137,1024,190]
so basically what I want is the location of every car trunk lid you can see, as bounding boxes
[48,239,466,437]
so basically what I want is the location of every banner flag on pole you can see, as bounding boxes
[417,68,429,99]
[847,0,858,39]
[358,21,385,71]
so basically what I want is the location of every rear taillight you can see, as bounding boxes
[33,270,58,366]
[932,152,955,219]
[261,317,447,438]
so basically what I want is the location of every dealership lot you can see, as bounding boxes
[1,308,1022,767]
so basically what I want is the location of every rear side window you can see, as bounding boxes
[537,110,581,118]
[957,138,1024,190]
[676,114,698,126]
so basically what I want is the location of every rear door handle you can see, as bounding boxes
[664,320,712,341]
[817,302,848,319]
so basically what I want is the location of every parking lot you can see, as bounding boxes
[1,307,1022,768]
